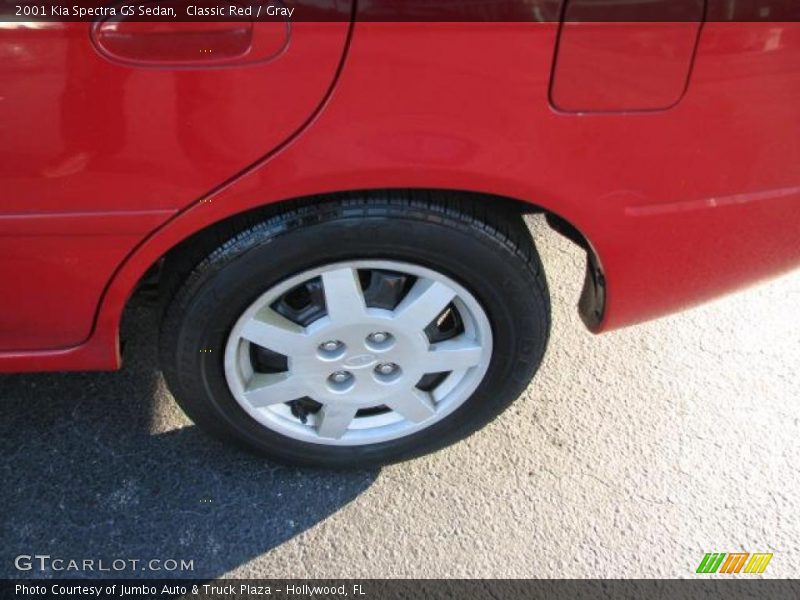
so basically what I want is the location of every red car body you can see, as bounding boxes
[1,1,799,373]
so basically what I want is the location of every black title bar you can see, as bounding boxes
[2,0,800,23]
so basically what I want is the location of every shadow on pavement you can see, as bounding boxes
[0,304,378,579]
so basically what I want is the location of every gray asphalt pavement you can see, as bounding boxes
[2,216,799,579]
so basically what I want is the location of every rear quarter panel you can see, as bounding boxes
[1,17,799,371]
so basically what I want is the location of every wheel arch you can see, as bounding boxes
[0,187,603,373]
[121,189,606,355]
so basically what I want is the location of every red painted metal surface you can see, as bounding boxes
[551,21,704,111]
[1,17,799,372]
[552,0,705,111]
[0,16,352,351]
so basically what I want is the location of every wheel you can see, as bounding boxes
[159,194,550,467]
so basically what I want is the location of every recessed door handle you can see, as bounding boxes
[91,2,289,68]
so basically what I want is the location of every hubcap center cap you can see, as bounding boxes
[305,325,415,402]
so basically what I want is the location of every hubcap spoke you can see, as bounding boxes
[386,389,437,423]
[425,338,483,373]
[393,279,456,330]
[321,267,368,324]
[316,404,359,439]
[244,373,308,407]
[240,309,307,355]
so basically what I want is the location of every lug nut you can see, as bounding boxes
[376,363,398,376]
[329,371,352,385]
[367,332,394,347]
[320,340,343,352]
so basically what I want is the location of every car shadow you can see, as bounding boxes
[0,304,378,579]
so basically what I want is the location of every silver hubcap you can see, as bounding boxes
[224,260,493,446]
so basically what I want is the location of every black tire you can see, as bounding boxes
[159,193,550,468]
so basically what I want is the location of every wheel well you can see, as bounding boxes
[126,188,604,335]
